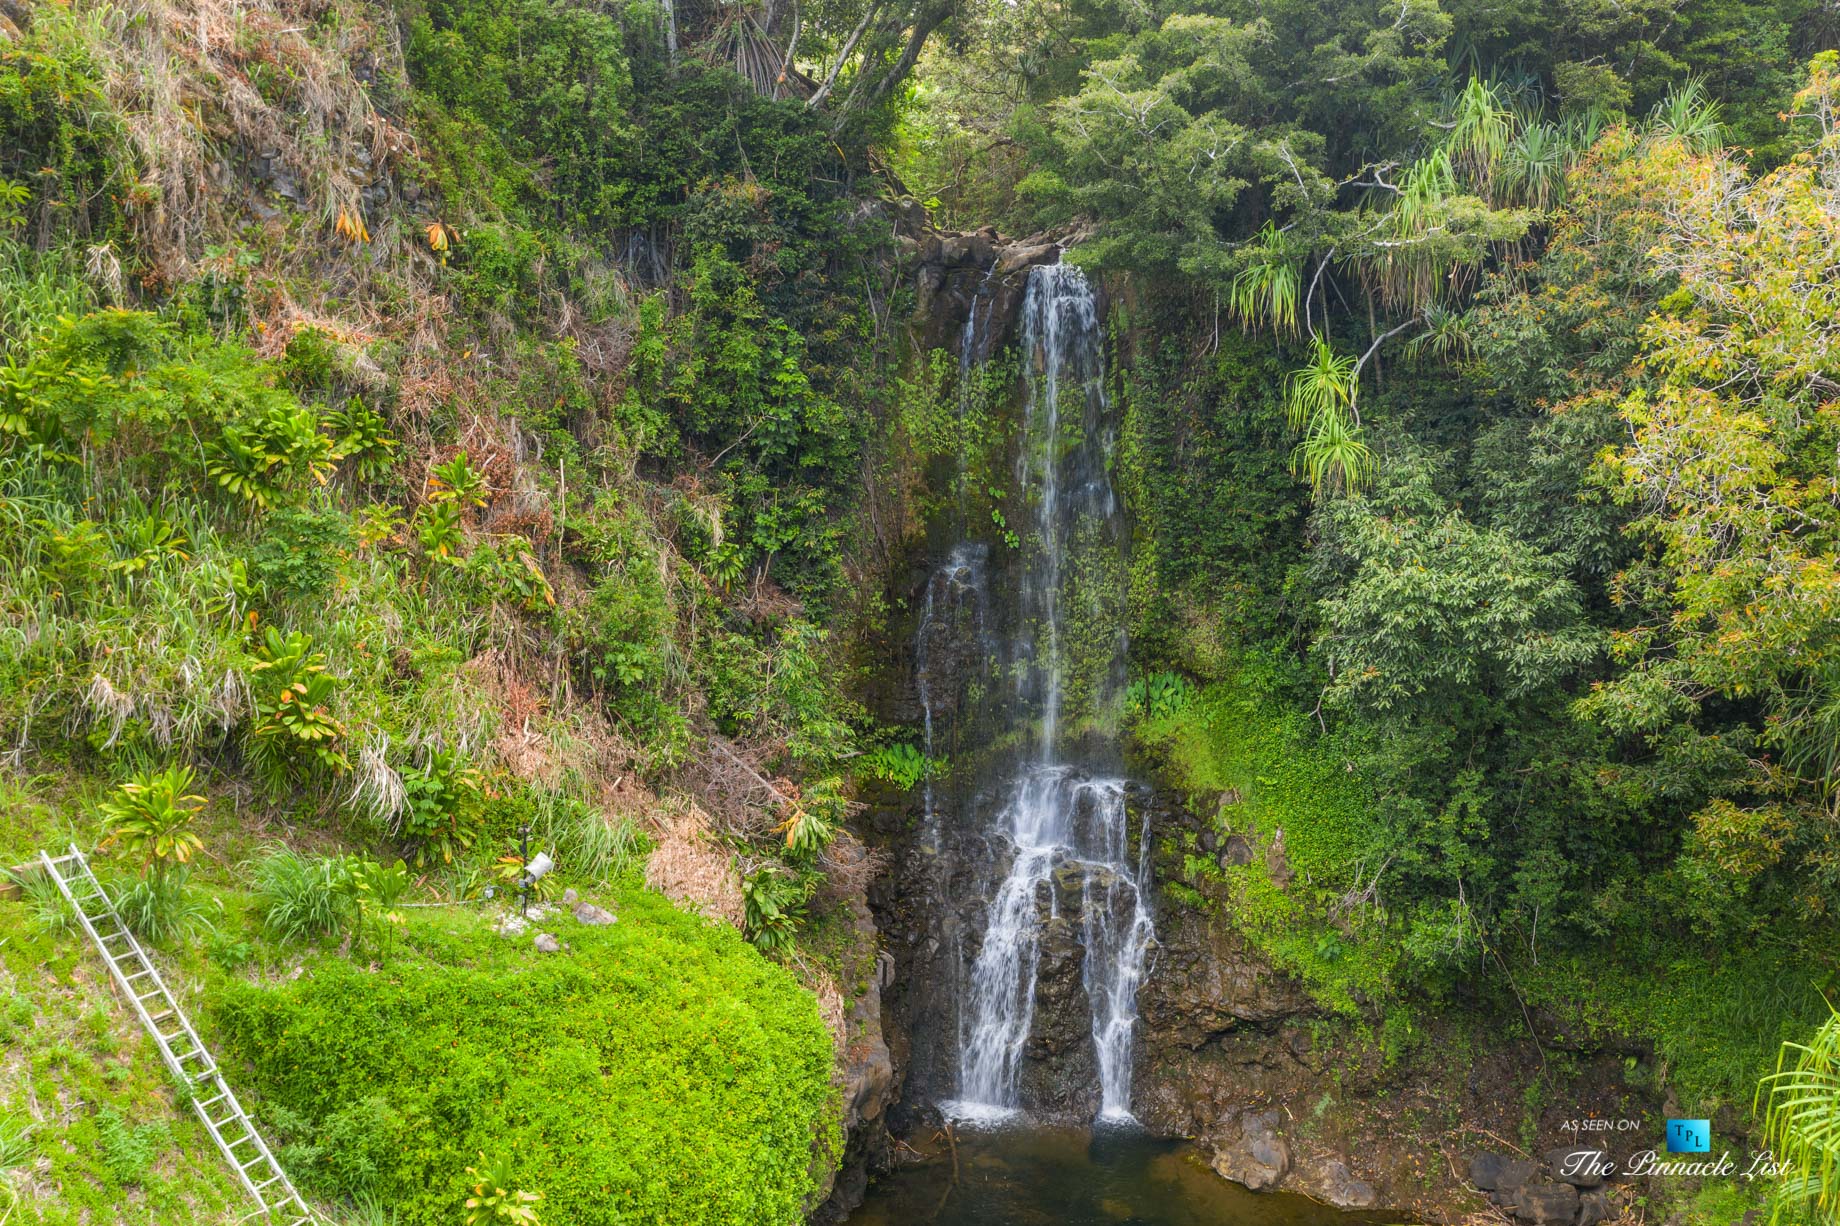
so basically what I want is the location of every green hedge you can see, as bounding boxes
[210,886,839,1225]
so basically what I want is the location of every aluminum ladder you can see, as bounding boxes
[37,844,314,1226]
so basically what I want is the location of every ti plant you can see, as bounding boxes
[429,449,489,513]
[247,627,350,789]
[463,1152,542,1226]
[326,396,398,483]
[98,765,206,877]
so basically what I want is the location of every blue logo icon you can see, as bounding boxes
[1666,1119,1711,1153]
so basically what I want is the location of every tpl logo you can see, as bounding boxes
[1665,1119,1711,1154]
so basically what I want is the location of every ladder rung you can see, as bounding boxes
[148,1009,175,1024]
[253,1174,284,1190]
[226,1132,258,1150]
[124,968,155,982]
[239,1154,269,1171]
[207,1113,239,1132]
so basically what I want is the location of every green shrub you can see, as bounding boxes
[250,506,353,602]
[212,889,839,1225]
[397,747,484,867]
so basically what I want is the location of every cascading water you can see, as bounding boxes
[945,262,1155,1124]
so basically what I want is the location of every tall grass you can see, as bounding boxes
[5,868,74,937]
[530,790,643,884]
[250,847,349,943]
[108,869,215,945]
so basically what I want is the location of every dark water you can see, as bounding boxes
[848,1123,1381,1226]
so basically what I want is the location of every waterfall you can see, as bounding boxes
[946,263,1155,1124]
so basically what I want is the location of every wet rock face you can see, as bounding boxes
[909,226,1067,357]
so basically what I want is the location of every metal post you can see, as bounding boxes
[519,823,531,918]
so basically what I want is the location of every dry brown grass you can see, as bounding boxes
[643,798,745,929]
[794,958,849,1059]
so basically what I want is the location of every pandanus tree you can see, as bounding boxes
[1760,1006,1840,1222]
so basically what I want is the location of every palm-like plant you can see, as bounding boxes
[1498,119,1569,211]
[1285,338,1374,497]
[1649,79,1725,154]
[429,450,489,511]
[1447,77,1514,188]
[1228,222,1302,336]
[98,765,206,875]
[1285,337,1358,432]
[1407,304,1477,366]
[1293,403,1375,497]
[327,396,398,483]
[1759,1004,1840,1222]
[1375,148,1460,310]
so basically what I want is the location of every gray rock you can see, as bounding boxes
[1209,1109,1289,1192]
[1547,1146,1610,1187]
[562,887,579,905]
[496,913,528,937]
[1295,1157,1377,1209]
[995,241,1057,275]
[1471,1152,1510,1190]
[572,902,617,926]
[1577,1188,1611,1226]
[1220,835,1257,867]
[533,932,562,953]
[1496,1158,1539,1195]
[1513,1183,1580,1226]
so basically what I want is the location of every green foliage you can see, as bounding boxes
[464,1152,543,1226]
[271,1095,405,1202]
[1124,671,1194,723]
[97,764,206,874]
[247,627,351,787]
[398,748,484,866]
[250,506,352,602]
[327,398,399,484]
[94,1108,168,1185]
[108,868,214,946]
[429,450,489,512]
[212,894,839,1225]
[1761,1004,1840,1222]
[776,777,846,860]
[526,791,643,884]
[8,867,74,937]
[252,847,352,944]
[0,1111,34,1216]
[860,743,929,791]
[741,865,809,953]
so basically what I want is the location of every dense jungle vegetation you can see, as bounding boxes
[3,0,1840,1219]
